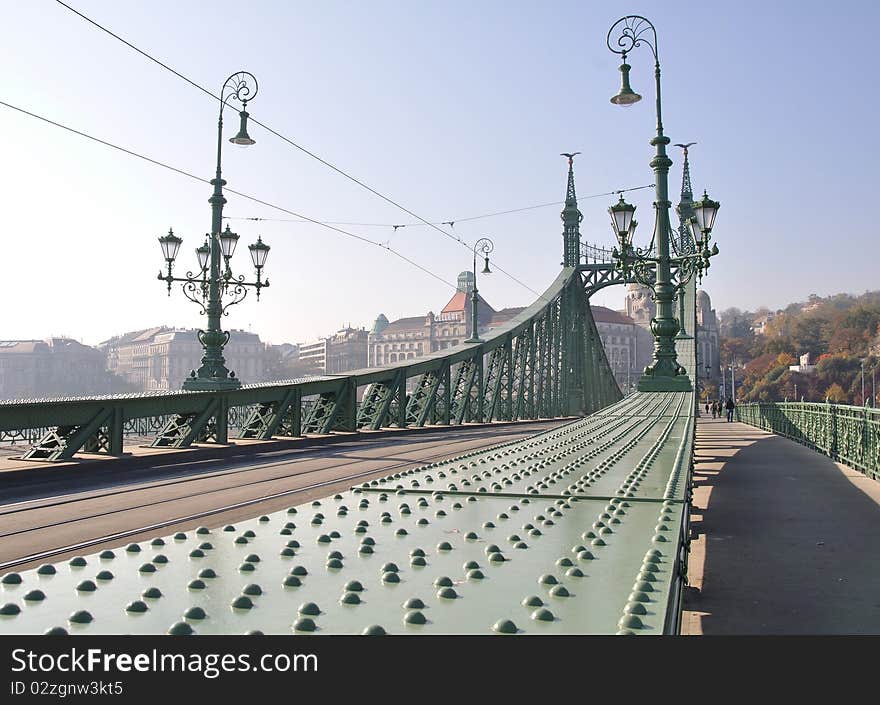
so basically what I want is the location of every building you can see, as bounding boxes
[751,311,776,336]
[592,306,653,392]
[789,352,817,374]
[0,338,119,400]
[367,271,520,367]
[622,283,721,390]
[101,327,266,392]
[696,289,721,385]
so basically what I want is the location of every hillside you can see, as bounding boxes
[717,291,880,405]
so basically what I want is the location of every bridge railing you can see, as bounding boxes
[0,267,622,461]
[736,402,880,481]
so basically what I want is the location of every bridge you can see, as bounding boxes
[1,13,878,638]
[1,147,877,636]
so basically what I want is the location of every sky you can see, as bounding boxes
[1,0,877,346]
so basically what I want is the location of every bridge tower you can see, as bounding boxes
[560,152,583,267]
[674,143,697,254]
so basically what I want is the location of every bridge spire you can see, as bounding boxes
[674,142,696,253]
[560,152,583,267]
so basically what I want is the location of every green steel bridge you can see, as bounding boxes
[1,155,874,636]
[0,160,708,636]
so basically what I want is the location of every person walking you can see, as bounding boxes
[704,400,709,415]
[711,400,718,419]
[725,396,735,422]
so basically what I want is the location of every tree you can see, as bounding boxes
[824,382,847,403]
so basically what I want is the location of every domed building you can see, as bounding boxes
[366,271,525,367]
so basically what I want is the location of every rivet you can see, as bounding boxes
[69,610,93,624]
[492,619,517,634]
[522,595,543,607]
[345,580,364,592]
[188,579,206,590]
[625,601,647,615]
[224,525,236,532]
[189,549,205,559]
[538,574,558,585]
[629,591,651,603]
[281,548,296,557]
[37,565,56,576]
[437,587,457,599]
[577,550,595,561]
[167,621,194,635]
[397,529,410,535]
[556,557,574,567]
[24,589,46,602]
[232,596,254,610]
[566,567,585,578]
[0,603,21,616]
[549,585,570,597]
[293,618,316,632]
[76,579,97,592]
[184,606,206,620]
[297,602,321,617]
[410,556,427,567]
[283,576,302,588]
[173,533,186,541]
[69,556,87,567]
[242,584,263,596]
[291,566,308,576]
[618,615,643,629]
[243,530,256,538]
[142,587,162,599]
[317,534,331,543]
[239,562,256,572]
[531,608,554,622]
[125,600,148,613]
[326,558,344,569]
[434,576,453,587]
[44,627,68,635]
[404,610,427,625]
[235,537,249,545]
[341,591,361,605]
[403,597,426,609]
[381,562,400,573]
[151,538,166,547]
[467,569,485,580]
[382,572,401,584]
[196,526,211,535]
[2,572,23,585]
[362,624,386,635]
[488,552,506,563]
[437,541,453,552]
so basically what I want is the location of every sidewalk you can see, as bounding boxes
[683,417,880,634]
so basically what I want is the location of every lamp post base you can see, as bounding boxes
[637,374,693,392]
[182,376,242,392]
[465,337,482,344]
[675,332,693,340]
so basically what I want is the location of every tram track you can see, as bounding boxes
[0,422,560,571]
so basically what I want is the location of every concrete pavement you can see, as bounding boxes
[683,417,880,634]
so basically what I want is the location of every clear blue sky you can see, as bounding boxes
[1,0,877,346]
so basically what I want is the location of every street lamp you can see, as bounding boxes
[465,238,494,343]
[157,71,270,391]
[606,16,720,392]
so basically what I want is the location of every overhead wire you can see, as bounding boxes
[222,182,654,228]
[52,0,607,299]
[0,99,456,290]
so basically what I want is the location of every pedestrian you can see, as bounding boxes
[711,401,718,419]
[725,396,735,422]
[704,400,709,415]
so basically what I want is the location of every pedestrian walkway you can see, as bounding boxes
[683,417,880,634]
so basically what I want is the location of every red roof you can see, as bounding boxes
[591,306,635,325]
[441,292,467,314]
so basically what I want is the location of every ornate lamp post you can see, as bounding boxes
[465,238,494,343]
[606,16,719,391]
[157,72,270,391]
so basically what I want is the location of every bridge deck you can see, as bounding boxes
[684,418,880,634]
[0,392,692,635]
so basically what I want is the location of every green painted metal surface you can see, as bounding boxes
[0,391,692,636]
[737,402,880,481]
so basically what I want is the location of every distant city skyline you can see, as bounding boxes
[2,2,877,345]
